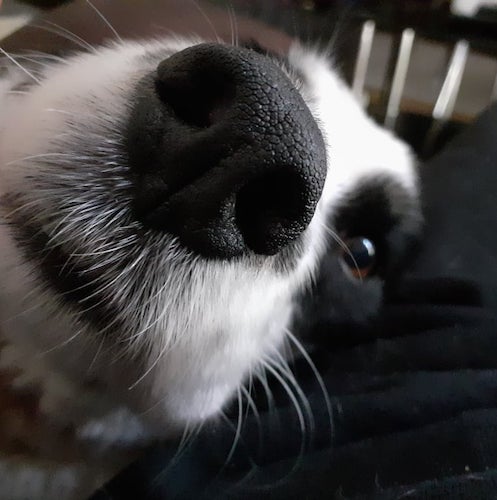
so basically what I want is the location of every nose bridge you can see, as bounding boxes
[155,43,318,187]
[155,43,306,151]
[127,43,327,259]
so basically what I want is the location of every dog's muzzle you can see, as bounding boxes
[126,43,327,259]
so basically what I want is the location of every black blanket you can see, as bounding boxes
[91,104,497,500]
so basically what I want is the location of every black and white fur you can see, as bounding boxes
[0,34,420,498]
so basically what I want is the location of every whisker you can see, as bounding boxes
[21,50,68,63]
[240,379,263,453]
[86,334,106,374]
[319,220,364,283]
[254,363,275,414]
[189,0,222,43]
[262,358,307,442]
[2,198,44,220]
[123,257,200,346]
[230,2,240,47]
[227,2,239,47]
[240,380,261,429]
[63,251,145,308]
[174,421,202,460]
[69,241,135,258]
[284,327,334,442]
[149,420,204,491]
[127,325,185,390]
[320,2,355,58]
[0,288,46,328]
[5,50,67,64]
[5,151,80,167]
[222,386,244,466]
[35,21,96,53]
[267,350,315,436]
[86,0,123,43]
[227,3,235,47]
[259,358,309,479]
[9,55,58,70]
[38,326,85,356]
[0,47,41,85]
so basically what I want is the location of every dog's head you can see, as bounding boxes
[0,37,419,433]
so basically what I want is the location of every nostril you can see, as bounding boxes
[155,66,236,128]
[236,170,309,255]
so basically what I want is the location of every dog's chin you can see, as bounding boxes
[0,194,325,434]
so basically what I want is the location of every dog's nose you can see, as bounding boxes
[127,43,327,259]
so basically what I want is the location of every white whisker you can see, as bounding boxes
[254,364,276,414]
[127,324,186,390]
[263,358,307,441]
[38,21,96,52]
[227,3,239,47]
[222,386,244,466]
[240,379,261,428]
[0,47,41,85]
[268,350,315,436]
[86,0,123,43]
[189,0,222,43]
[285,327,334,442]
[319,220,364,283]
[86,334,106,374]
[149,420,204,491]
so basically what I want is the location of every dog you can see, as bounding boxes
[0,18,420,500]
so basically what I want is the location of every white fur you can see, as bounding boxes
[0,35,418,498]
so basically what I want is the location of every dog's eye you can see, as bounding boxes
[340,237,376,279]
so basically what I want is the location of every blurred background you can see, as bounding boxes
[2,0,497,158]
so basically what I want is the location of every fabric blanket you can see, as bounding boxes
[91,103,497,500]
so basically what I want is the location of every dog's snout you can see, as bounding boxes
[127,43,327,259]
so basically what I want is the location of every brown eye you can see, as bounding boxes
[341,237,376,279]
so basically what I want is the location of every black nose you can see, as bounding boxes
[126,43,327,259]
